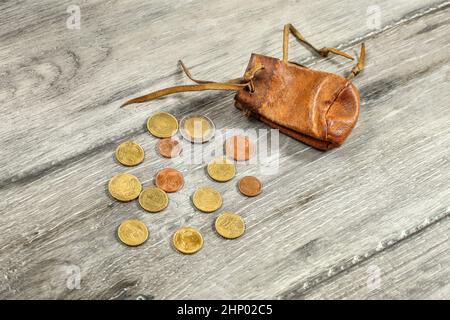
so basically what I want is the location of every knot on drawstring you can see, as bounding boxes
[243,63,264,93]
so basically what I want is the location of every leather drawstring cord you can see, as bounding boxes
[120,62,264,107]
[179,60,245,85]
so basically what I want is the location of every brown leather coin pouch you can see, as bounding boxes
[235,54,360,150]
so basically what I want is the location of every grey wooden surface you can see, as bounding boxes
[0,0,449,300]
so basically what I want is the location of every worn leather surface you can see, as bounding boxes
[235,54,360,150]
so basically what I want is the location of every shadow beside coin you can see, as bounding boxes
[203,165,216,183]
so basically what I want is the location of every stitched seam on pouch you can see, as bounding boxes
[324,80,351,141]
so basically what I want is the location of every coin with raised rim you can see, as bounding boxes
[238,176,262,197]
[155,168,184,193]
[207,156,236,182]
[215,212,245,239]
[192,186,222,213]
[147,112,178,138]
[180,114,215,143]
[225,135,255,161]
[157,138,182,158]
[115,141,145,166]
[117,219,149,246]
[139,187,169,212]
[108,173,142,202]
[172,227,204,254]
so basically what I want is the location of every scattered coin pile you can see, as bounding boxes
[109,112,263,254]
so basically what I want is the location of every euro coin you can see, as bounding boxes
[117,219,149,246]
[192,186,222,213]
[155,168,184,193]
[139,187,169,212]
[147,112,178,138]
[238,176,262,197]
[157,138,182,158]
[225,135,255,161]
[215,212,245,239]
[172,227,203,254]
[115,141,145,166]
[207,156,236,182]
[180,114,215,143]
[108,173,142,202]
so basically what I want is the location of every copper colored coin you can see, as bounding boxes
[155,168,184,193]
[157,138,182,158]
[238,176,262,197]
[225,135,255,161]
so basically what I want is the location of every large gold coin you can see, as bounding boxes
[207,156,236,182]
[172,227,203,254]
[138,187,169,212]
[108,173,142,202]
[117,219,149,246]
[215,212,245,239]
[147,112,178,138]
[180,114,215,143]
[192,186,222,213]
[115,141,145,166]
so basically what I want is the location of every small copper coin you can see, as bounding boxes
[238,176,262,197]
[157,138,182,158]
[155,168,184,193]
[225,135,255,161]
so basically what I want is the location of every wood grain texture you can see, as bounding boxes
[0,0,449,299]
[297,219,450,299]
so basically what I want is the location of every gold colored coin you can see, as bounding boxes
[115,141,145,166]
[117,219,149,246]
[147,112,178,138]
[138,187,169,212]
[108,173,142,202]
[207,156,236,182]
[192,186,222,213]
[180,114,215,143]
[172,227,204,254]
[215,212,245,239]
